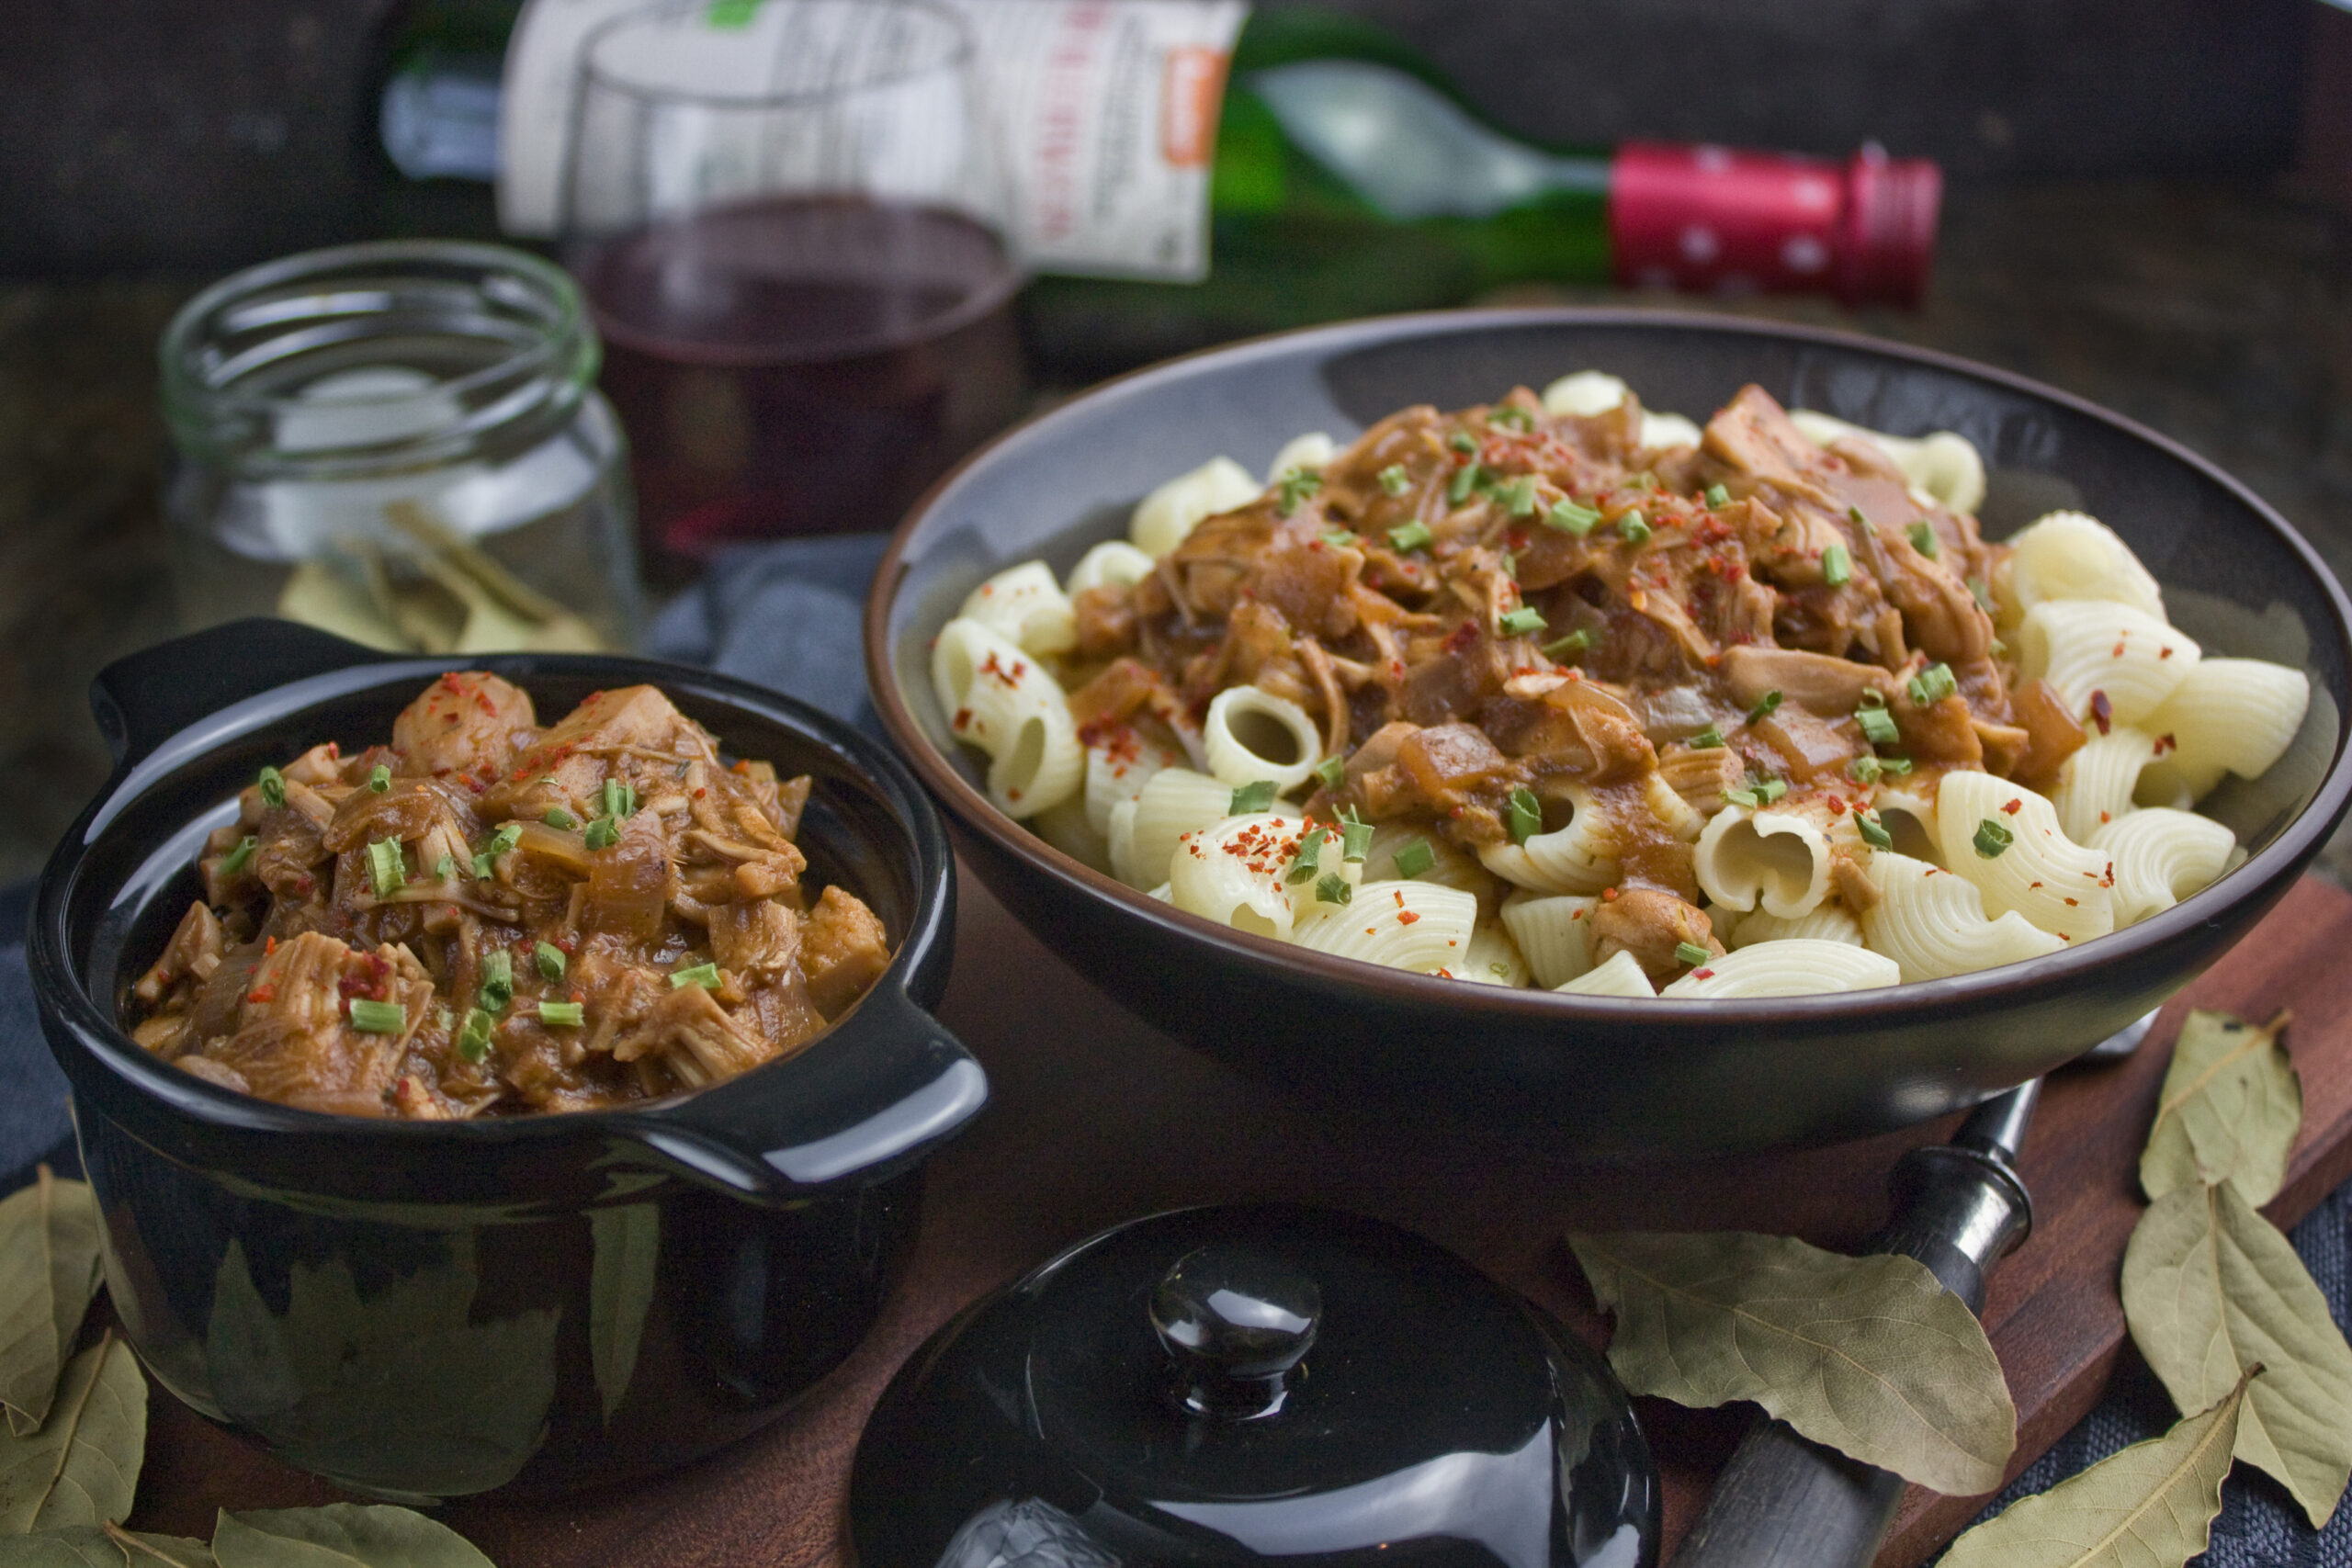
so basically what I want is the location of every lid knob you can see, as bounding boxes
[1148,1244,1321,1420]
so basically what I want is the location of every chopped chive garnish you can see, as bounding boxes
[457,1008,494,1063]
[1446,465,1483,505]
[1704,483,1731,508]
[1755,777,1788,804]
[434,853,454,881]
[1313,755,1346,789]
[347,998,404,1034]
[1393,838,1435,877]
[1229,780,1278,815]
[1858,688,1887,707]
[1822,544,1851,587]
[1967,575,1993,610]
[1275,468,1324,516]
[1499,552,1519,583]
[1675,941,1712,967]
[670,962,721,990]
[1849,755,1883,784]
[1907,521,1940,558]
[368,763,391,794]
[257,766,286,808]
[1747,690,1783,726]
[1723,786,1760,808]
[536,941,568,982]
[1321,528,1356,548]
[1498,606,1546,637]
[1542,628,1594,659]
[471,852,495,880]
[1857,810,1894,850]
[1315,872,1352,905]
[1616,512,1652,546]
[1848,505,1869,526]
[543,807,577,829]
[1691,725,1724,749]
[366,838,403,898]
[1507,786,1543,845]
[1973,818,2014,859]
[584,816,620,852]
[1544,499,1600,536]
[479,950,514,1011]
[1286,832,1323,884]
[537,1002,584,1028]
[220,836,259,876]
[1340,812,1374,863]
[1907,662,1958,706]
[1377,463,1410,496]
[1448,431,1477,454]
[488,823,521,855]
[1386,521,1435,553]
[1487,405,1533,432]
[1879,755,1915,775]
[1498,476,1539,517]
[1856,705,1901,745]
[602,777,628,819]
[435,1005,452,1032]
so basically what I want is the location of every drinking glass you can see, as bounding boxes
[562,0,1027,581]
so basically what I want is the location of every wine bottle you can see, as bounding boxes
[381,2,1938,373]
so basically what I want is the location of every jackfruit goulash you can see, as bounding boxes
[126,675,892,1117]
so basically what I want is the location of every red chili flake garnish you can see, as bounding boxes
[2088,691,2113,735]
[2064,897,2079,907]
[1826,796,1848,815]
[2099,810,2112,824]
[1600,887,1618,901]
[293,874,314,894]
[694,787,707,797]
[1442,621,1479,653]
[1692,968,1714,981]
[952,707,973,731]
[2154,733,2177,755]
[246,986,276,1004]
[2113,642,2126,658]
[324,742,340,760]
[1397,911,1421,925]
[2002,798,2022,815]
[439,672,465,694]
[2159,647,2174,660]
[1570,908,1585,920]
[731,759,754,775]
[264,936,277,955]
[2030,880,2043,888]
[1393,889,1407,907]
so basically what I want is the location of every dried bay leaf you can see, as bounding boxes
[211,1505,495,1567]
[1567,1230,2016,1494]
[2141,1010,2301,1205]
[0,1332,146,1535]
[2121,1180,2352,1527]
[0,1525,214,1565]
[1939,1368,2254,1568]
[0,1173,107,1436]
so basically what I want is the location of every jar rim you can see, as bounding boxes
[158,239,595,468]
[577,0,974,111]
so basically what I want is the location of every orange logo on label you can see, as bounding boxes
[1161,47,1229,167]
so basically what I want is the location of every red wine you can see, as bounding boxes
[571,196,1025,575]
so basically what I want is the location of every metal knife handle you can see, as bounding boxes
[1671,1089,2037,1568]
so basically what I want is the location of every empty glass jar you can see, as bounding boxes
[161,240,642,654]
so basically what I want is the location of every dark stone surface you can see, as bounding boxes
[1,181,2349,889]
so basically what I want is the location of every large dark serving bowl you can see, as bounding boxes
[30,619,983,1498]
[868,309,2352,1155]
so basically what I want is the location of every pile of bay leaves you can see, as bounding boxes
[1569,1009,2352,1567]
[0,1168,503,1567]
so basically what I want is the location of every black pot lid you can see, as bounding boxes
[851,1204,1660,1568]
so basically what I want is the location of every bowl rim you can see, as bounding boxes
[866,305,2352,1025]
[34,644,961,1148]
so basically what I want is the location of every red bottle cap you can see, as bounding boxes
[1608,142,1941,307]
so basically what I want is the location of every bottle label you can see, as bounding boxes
[498,0,1249,281]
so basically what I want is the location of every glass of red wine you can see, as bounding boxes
[562,0,1027,581]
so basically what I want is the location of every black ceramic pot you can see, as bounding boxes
[29,619,984,1499]
[867,308,2352,1155]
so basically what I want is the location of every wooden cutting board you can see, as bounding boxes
[122,870,2352,1567]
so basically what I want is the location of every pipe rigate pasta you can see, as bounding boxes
[2015,599,2199,725]
[956,562,1077,657]
[1292,880,1479,973]
[1993,510,2165,625]
[1692,806,1832,919]
[1660,940,1899,998]
[1934,773,2115,942]
[1860,852,2066,983]
[2051,727,2165,844]
[930,618,1083,819]
[1129,455,1260,558]
[1552,949,1656,998]
[2140,658,2312,800]
[1203,685,1325,791]
[2090,808,2236,926]
[1499,892,1600,987]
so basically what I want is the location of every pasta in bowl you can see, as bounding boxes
[926,372,2305,1001]
[870,310,2352,1150]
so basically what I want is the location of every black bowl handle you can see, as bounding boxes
[608,983,988,1201]
[92,619,391,771]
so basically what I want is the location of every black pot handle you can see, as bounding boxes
[609,983,988,1201]
[92,619,391,771]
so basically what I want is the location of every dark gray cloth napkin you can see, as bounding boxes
[7,536,2348,1562]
